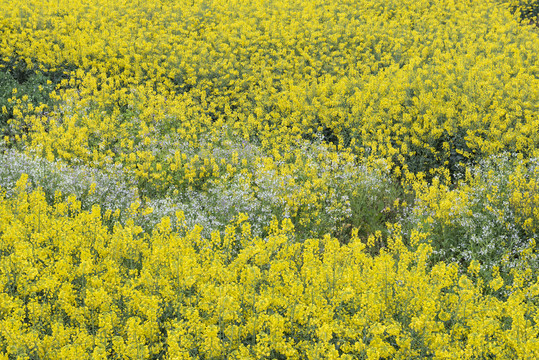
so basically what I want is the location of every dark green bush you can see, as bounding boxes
[509,0,539,25]
[0,69,56,137]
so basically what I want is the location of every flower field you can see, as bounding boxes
[0,0,538,358]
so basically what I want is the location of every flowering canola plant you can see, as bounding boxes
[0,0,539,358]
[1,182,539,359]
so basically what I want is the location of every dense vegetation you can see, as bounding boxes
[0,0,538,358]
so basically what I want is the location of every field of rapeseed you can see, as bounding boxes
[0,0,538,358]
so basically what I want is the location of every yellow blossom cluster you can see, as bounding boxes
[409,154,539,279]
[509,159,539,233]
[1,0,538,185]
[1,0,539,357]
[1,183,539,359]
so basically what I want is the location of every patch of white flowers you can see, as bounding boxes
[0,147,138,216]
[409,152,538,275]
[0,140,399,244]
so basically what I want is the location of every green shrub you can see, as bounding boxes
[508,0,539,25]
[0,69,55,137]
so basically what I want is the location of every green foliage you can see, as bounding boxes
[508,0,539,24]
[0,69,55,137]
[397,127,480,183]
